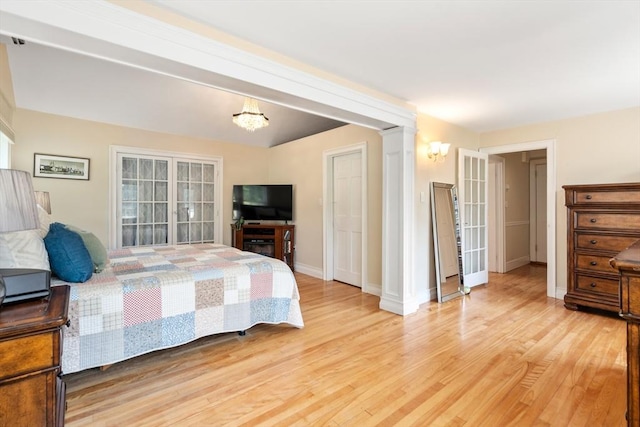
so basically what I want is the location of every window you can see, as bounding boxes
[112,147,222,248]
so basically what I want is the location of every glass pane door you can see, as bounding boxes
[458,148,489,287]
[175,160,217,244]
[118,154,170,247]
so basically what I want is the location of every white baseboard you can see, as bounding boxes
[293,262,323,279]
[364,283,381,296]
[506,256,530,272]
[417,287,432,305]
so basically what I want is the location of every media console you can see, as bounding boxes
[231,224,295,271]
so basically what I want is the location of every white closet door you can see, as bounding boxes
[332,151,362,286]
[458,148,489,287]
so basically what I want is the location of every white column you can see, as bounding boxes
[379,126,418,315]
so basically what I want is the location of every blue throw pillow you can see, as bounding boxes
[44,222,94,283]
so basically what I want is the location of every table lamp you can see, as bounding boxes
[0,169,51,306]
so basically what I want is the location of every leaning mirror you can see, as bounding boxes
[430,182,465,303]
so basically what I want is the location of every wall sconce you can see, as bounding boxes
[427,141,451,162]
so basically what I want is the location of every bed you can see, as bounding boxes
[51,243,304,374]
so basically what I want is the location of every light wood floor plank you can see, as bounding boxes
[64,264,627,426]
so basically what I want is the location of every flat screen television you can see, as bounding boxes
[232,184,293,222]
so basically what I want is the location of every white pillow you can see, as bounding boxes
[0,229,51,271]
[37,205,51,238]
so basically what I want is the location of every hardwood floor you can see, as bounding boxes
[64,265,627,426]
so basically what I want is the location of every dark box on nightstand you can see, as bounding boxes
[1,268,51,304]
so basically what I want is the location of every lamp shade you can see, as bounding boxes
[0,169,40,233]
[34,191,51,214]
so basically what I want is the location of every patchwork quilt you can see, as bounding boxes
[52,244,304,374]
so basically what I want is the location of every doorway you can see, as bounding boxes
[480,140,557,299]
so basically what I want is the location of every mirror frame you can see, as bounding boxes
[430,182,465,303]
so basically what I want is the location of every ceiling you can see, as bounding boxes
[1,35,347,148]
[2,1,639,147]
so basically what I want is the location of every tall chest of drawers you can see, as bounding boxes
[610,241,640,427]
[564,183,640,313]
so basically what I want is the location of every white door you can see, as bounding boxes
[333,152,362,286]
[118,153,172,247]
[115,150,221,248]
[174,160,217,244]
[530,160,547,263]
[458,148,489,288]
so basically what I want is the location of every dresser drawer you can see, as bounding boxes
[570,188,640,204]
[576,233,640,252]
[575,274,620,297]
[576,253,619,274]
[576,212,640,231]
[0,332,56,380]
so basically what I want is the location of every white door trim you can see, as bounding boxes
[323,142,368,293]
[480,139,557,299]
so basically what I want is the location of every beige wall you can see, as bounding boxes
[415,113,479,296]
[268,124,383,285]
[480,106,640,291]
[11,109,270,247]
[10,109,385,286]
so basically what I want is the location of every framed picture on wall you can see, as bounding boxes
[34,153,90,180]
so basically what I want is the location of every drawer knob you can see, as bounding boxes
[590,218,597,223]
[590,261,597,266]
[585,194,592,200]
[590,239,598,244]
[590,282,597,288]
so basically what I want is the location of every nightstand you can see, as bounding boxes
[0,285,70,427]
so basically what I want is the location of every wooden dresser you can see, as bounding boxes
[0,285,70,427]
[611,240,640,427]
[564,183,640,313]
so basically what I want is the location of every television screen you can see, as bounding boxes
[232,184,293,221]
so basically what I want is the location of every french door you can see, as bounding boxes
[114,150,221,248]
[458,148,489,287]
[175,160,217,245]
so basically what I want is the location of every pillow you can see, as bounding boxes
[37,205,52,239]
[64,224,109,273]
[44,222,93,283]
[0,229,50,271]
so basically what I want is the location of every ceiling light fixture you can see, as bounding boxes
[232,97,269,132]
